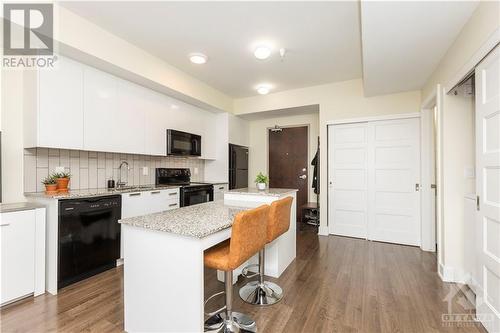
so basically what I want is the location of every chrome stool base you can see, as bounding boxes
[239,280,283,306]
[204,311,257,333]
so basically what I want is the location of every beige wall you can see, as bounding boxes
[422,0,499,101]
[439,92,475,278]
[248,113,319,201]
[235,79,421,234]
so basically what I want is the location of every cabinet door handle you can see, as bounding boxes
[151,191,161,194]
[168,192,177,196]
[218,187,225,190]
[0,222,10,227]
[169,203,178,207]
[129,193,141,197]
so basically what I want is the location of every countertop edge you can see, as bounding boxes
[0,202,46,213]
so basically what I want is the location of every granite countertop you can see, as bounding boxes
[119,201,247,238]
[25,185,180,200]
[226,188,298,197]
[0,202,46,213]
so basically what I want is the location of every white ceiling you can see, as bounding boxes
[61,1,479,99]
[361,0,479,96]
[61,1,362,98]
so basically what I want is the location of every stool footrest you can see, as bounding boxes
[242,264,260,279]
[204,291,226,317]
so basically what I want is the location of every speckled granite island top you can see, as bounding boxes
[119,201,248,238]
[227,188,298,196]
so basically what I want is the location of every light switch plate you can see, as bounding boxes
[464,166,475,179]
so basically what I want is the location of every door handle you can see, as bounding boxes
[415,183,420,191]
[299,175,307,180]
[0,222,10,227]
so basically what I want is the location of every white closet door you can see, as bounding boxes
[368,118,421,246]
[475,45,500,333]
[328,123,369,238]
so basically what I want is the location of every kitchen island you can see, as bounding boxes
[120,188,296,333]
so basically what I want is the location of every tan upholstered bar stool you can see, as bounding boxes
[239,196,293,306]
[204,205,270,333]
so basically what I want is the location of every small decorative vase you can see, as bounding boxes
[257,183,266,190]
[56,178,70,192]
[45,184,58,195]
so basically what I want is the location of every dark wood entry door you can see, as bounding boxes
[269,126,308,220]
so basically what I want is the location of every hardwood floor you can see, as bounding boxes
[1,230,486,333]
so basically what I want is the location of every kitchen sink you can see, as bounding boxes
[111,186,154,192]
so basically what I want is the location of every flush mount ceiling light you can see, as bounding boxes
[256,84,272,95]
[189,53,207,64]
[254,46,271,60]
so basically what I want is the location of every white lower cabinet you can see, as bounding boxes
[120,189,180,257]
[0,208,45,305]
[213,183,228,201]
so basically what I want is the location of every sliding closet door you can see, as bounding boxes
[328,123,369,238]
[368,118,421,246]
[475,45,500,333]
[328,117,421,246]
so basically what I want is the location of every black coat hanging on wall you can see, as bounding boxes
[311,139,320,195]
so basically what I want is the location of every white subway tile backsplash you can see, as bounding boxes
[97,168,106,189]
[80,168,89,189]
[24,154,37,193]
[24,149,205,192]
[36,148,48,168]
[36,167,49,192]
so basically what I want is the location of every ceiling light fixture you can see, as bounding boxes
[254,46,271,60]
[189,53,207,64]
[256,84,271,95]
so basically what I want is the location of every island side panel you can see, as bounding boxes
[123,225,204,333]
[223,192,297,278]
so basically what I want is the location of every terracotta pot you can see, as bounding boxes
[45,184,58,195]
[56,178,70,192]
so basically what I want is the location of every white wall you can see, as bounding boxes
[1,70,25,203]
[228,114,249,147]
[235,79,421,234]
[422,1,500,101]
[248,113,319,201]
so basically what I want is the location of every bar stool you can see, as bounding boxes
[204,204,270,333]
[239,196,293,306]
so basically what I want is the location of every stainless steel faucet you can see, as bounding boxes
[117,161,130,188]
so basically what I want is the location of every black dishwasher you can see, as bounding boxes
[58,195,121,289]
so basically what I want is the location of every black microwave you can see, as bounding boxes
[167,129,202,156]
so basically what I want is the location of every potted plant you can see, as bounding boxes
[53,171,71,193]
[42,176,58,195]
[255,172,269,191]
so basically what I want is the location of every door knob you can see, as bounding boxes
[299,175,307,180]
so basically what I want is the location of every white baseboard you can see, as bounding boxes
[318,225,329,236]
[438,263,468,284]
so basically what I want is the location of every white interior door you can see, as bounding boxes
[328,123,369,238]
[369,118,421,246]
[328,117,421,246]
[475,45,500,333]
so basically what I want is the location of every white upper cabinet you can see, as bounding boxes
[144,90,171,156]
[25,56,84,150]
[83,67,119,153]
[26,55,218,158]
[116,81,146,154]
